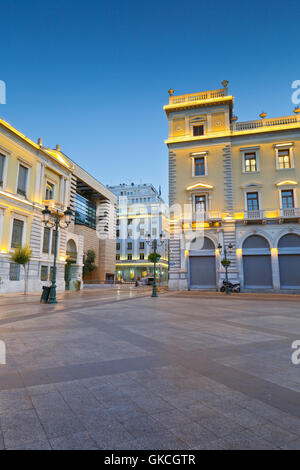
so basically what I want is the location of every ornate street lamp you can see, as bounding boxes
[42,205,73,303]
[218,242,233,295]
[146,233,165,298]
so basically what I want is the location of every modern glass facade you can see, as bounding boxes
[75,193,96,229]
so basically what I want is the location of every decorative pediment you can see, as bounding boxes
[186,183,213,191]
[276,180,298,187]
[240,183,262,189]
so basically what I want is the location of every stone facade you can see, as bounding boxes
[165,83,300,291]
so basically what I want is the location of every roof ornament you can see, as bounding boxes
[56,144,61,151]
[168,89,174,96]
[294,106,300,114]
[259,111,267,119]
[37,137,43,146]
[222,80,229,88]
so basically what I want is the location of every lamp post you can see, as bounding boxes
[218,242,233,295]
[146,233,165,298]
[42,205,72,303]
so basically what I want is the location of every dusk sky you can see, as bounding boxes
[1,0,299,201]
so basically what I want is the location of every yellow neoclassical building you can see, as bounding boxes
[165,82,300,291]
[0,119,84,293]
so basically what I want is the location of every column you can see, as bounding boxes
[271,248,280,290]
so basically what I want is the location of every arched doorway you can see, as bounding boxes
[242,235,272,289]
[278,234,300,289]
[65,239,78,290]
[189,236,216,289]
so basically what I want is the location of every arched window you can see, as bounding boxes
[66,239,77,263]
[243,235,270,250]
[278,233,300,248]
[190,236,215,251]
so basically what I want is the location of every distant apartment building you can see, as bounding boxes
[165,81,300,291]
[108,183,169,283]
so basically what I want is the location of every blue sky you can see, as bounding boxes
[0,0,299,201]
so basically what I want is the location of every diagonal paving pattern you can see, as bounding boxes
[0,290,300,449]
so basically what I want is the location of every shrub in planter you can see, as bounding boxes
[221,258,231,268]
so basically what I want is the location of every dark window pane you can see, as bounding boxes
[40,265,48,281]
[282,190,294,209]
[195,195,206,211]
[9,263,20,281]
[42,228,50,253]
[11,219,24,248]
[51,230,56,254]
[247,192,259,211]
[0,154,5,184]
[193,125,204,136]
[45,182,54,200]
[17,165,28,196]
[194,157,205,176]
[75,193,96,229]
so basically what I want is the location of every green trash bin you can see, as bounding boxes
[40,286,51,303]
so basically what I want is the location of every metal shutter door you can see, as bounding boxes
[243,255,272,288]
[190,256,216,289]
[279,254,300,289]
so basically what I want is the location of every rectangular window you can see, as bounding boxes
[139,242,144,249]
[247,192,259,211]
[42,227,51,253]
[140,218,145,224]
[244,152,257,172]
[0,153,5,185]
[74,193,96,229]
[116,242,120,250]
[51,230,56,254]
[127,242,132,250]
[40,265,48,281]
[45,181,55,200]
[152,228,157,236]
[116,254,120,261]
[140,253,144,260]
[116,219,120,225]
[194,157,205,176]
[116,229,120,237]
[11,219,24,248]
[195,195,206,212]
[9,263,20,281]
[49,266,54,281]
[281,190,294,209]
[127,254,132,260]
[17,164,28,196]
[193,125,204,136]
[140,228,145,236]
[278,149,291,169]
[128,230,132,237]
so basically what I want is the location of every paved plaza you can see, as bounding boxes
[0,287,300,450]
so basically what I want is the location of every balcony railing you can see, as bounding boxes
[231,115,300,132]
[244,210,266,221]
[280,207,300,218]
[169,88,227,105]
[189,210,222,222]
[42,199,65,213]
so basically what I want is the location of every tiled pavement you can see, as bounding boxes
[0,289,300,449]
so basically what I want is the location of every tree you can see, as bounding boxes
[10,245,32,294]
[83,249,97,278]
[148,252,161,264]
